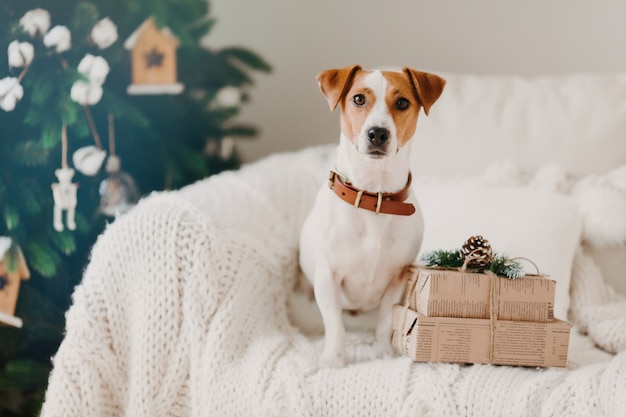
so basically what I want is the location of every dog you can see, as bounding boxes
[299,65,446,367]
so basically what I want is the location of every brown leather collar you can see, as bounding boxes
[328,170,416,216]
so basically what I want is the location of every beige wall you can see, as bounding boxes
[205,0,626,163]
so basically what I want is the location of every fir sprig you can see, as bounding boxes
[419,249,463,269]
[419,248,526,279]
[490,254,526,279]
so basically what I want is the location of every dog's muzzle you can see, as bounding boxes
[364,126,390,157]
[367,127,389,146]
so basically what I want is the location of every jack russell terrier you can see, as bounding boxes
[299,65,446,367]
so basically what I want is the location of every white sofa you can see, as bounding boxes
[41,73,626,416]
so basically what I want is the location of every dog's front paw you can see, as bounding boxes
[374,326,397,358]
[319,348,346,368]
[373,339,397,358]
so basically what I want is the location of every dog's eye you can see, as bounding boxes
[353,94,366,106]
[396,98,410,110]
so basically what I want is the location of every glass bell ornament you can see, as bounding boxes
[98,155,140,216]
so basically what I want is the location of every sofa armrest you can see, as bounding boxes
[42,147,332,415]
[42,195,211,415]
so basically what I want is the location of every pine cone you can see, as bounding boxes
[460,235,493,268]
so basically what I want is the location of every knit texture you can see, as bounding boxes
[41,146,626,417]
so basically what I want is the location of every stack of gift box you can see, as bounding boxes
[391,266,571,367]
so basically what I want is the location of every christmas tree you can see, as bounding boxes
[0,1,271,415]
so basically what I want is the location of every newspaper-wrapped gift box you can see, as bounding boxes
[391,305,570,368]
[406,266,556,322]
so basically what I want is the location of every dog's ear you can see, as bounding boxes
[403,68,446,116]
[316,65,362,111]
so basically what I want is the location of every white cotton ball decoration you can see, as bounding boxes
[0,77,24,112]
[574,183,626,248]
[7,41,35,68]
[90,18,118,49]
[72,146,107,176]
[19,8,51,37]
[77,54,110,85]
[43,25,71,53]
[70,80,103,105]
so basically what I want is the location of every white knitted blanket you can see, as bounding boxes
[42,147,626,417]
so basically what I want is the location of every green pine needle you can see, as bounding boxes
[4,243,20,273]
[3,205,20,231]
[24,241,61,278]
[488,254,525,279]
[20,191,43,216]
[12,140,51,167]
[419,249,463,268]
[222,125,258,138]
[48,230,77,257]
[504,263,526,279]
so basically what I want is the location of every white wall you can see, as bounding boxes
[205,0,626,163]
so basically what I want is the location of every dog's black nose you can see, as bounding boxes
[367,127,389,146]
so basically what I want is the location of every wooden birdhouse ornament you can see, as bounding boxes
[0,241,30,328]
[124,17,184,95]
